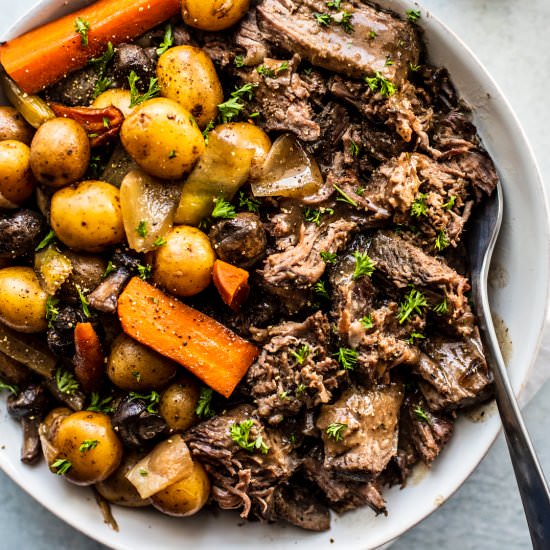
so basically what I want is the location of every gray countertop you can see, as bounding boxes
[1,0,549,548]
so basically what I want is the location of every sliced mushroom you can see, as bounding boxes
[88,267,132,313]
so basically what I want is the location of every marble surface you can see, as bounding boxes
[1,0,549,549]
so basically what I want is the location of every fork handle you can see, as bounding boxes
[482,319,550,549]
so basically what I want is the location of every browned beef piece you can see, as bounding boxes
[316,384,404,476]
[272,485,330,531]
[414,66,459,111]
[234,9,272,66]
[415,331,493,411]
[256,0,419,84]
[246,312,342,424]
[368,230,474,334]
[302,451,387,514]
[238,54,320,141]
[185,405,298,519]
[403,394,454,463]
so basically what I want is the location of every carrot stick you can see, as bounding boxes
[117,277,259,398]
[0,0,181,94]
[212,260,250,311]
[74,322,104,393]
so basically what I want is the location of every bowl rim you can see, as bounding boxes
[1,1,549,549]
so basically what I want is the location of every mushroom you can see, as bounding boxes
[87,267,131,313]
[0,209,45,259]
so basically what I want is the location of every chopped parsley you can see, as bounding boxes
[385,56,394,66]
[56,368,79,396]
[337,11,354,34]
[314,280,330,299]
[93,77,112,99]
[414,405,431,424]
[76,285,91,318]
[156,24,174,56]
[153,236,167,247]
[368,30,377,39]
[79,439,99,453]
[398,288,428,324]
[103,117,111,128]
[350,140,360,157]
[90,42,114,72]
[335,347,358,370]
[139,468,149,477]
[230,420,269,454]
[128,71,160,107]
[74,17,90,47]
[360,314,374,330]
[132,371,142,382]
[129,391,160,414]
[433,296,449,315]
[87,393,114,413]
[320,251,337,264]
[442,195,456,210]
[290,344,311,365]
[195,387,216,419]
[238,191,261,213]
[46,296,60,328]
[314,12,333,27]
[353,251,376,279]
[295,383,307,396]
[234,55,245,68]
[303,206,334,225]
[0,380,18,395]
[168,150,177,159]
[202,120,215,145]
[411,193,429,217]
[406,9,421,23]
[35,230,56,251]
[408,332,426,345]
[333,183,358,206]
[326,0,341,8]
[103,261,116,279]
[211,198,237,219]
[52,458,72,476]
[435,230,450,251]
[217,83,257,123]
[136,221,148,237]
[326,422,347,441]
[365,72,396,97]
[409,63,422,72]
[137,263,152,280]
[257,65,276,78]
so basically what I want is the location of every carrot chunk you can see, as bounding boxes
[212,260,250,311]
[117,278,259,398]
[74,322,104,393]
[0,0,181,93]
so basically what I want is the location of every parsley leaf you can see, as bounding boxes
[103,261,116,279]
[87,393,114,413]
[238,191,261,213]
[230,420,269,454]
[46,296,60,328]
[217,83,257,123]
[93,76,112,99]
[314,12,333,27]
[56,368,79,396]
[350,140,360,157]
[409,62,422,72]
[234,55,245,68]
[79,439,99,453]
[35,230,56,251]
[365,72,396,97]
[411,193,428,217]
[257,65,276,78]
[137,263,152,280]
[136,221,148,237]
[333,183,358,206]
[211,198,237,219]
[407,332,426,344]
[433,296,449,315]
[326,0,341,8]
[76,285,91,318]
[74,17,90,47]
[352,251,376,280]
[128,391,160,414]
[442,195,456,210]
[0,379,18,395]
[326,422,347,441]
[320,251,337,264]
[195,387,216,419]
[156,24,173,56]
[90,42,114,72]
[414,405,431,423]
[338,11,354,34]
[335,347,358,370]
[360,314,374,330]
[406,9,421,23]
[128,71,160,107]
[202,120,215,145]
[435,230,450,251]
[303,206,334,225]
[398,288,428,324]
[52,458,72,475]
[290,344,311,365]
[314,280,330,299]
[153,236,167,247]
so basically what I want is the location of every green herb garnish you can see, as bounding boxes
[56,368,79,396]
[303,206,334,225]
[35,230,56,251]
[442,196,456,210]
[76,286,91,318]
[408,332,426,344]
[202,120,215,145]
[360,314,374,330]
[350,140,360,157]
[411,193,428,217]
[0,380,18,395]
[128,71,160,107]
[326,422,347,441]
[406,9,421,23]
[137,263,152,280]
[314,280,330,299]
[320,251,337,264]
[333,183,358,206]
[195,387,216,419]
[156,24,173,56]
[93,77,112,99]
[433,296,449,315]
[52,458,72,476]
[128,391,160,414]
[335,347,358,370]
[238,191,261,213]
[211,198,237,219]
[74,17,90,47]
[352,251,376,280]
[87,393,114,413]
[290,344,311,365]
[153,236,167,247]
[414,405,431,423]
[398,288,428,324]
[234,55,245,68]
[217,83,258,123]
[230,420,269,454]
[79,439,99,453]
[435,230,450,251]
[46,296,60,328]
[314,12,333,27]
[365,72,396,97]
[136,221,148,237]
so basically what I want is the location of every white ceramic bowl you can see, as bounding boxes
[1,1,549,549]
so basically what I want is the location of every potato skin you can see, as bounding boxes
[214,123,271,178]
[50,180,124,252]
[159,376,201,432]
[0,140,35,206]
[0,266,47,333]
[107,333,178,391]
[120,98,205,179]
[182,0,250,31]
[0,107,34,144]
[153,225,215,297]
[50,411,123,486]
[151,461,210,516]
[157,46,223,129]
[92,89,134,117]
[29,118,90,188]
[95,451,151,507]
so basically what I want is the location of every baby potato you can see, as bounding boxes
[153,225,215,297]
[157,46,223,129]
[0,140,35,207]
[0,107,34,144]
[30,118,90,188]
[0,266,47,333]
[159,376,201,433]
[151,461,210,517]
[215,123,271,178]
[182,0,250,31]
[92,89,134,117]
[49,411,123,486]
[107,333,178,391]
[120,98,205,179]
[95,451,151,507]
[50,181,124,252]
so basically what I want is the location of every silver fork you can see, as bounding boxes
[466,180,550,549]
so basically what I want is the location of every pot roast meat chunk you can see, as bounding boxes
[185,405,298,520]
[246,311,342,424]
[415,331,493,411]
[256,0,420,84]
[316,384,404,476]
[272,484,330,531]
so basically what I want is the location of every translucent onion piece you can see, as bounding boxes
[120,170,181,253]
[34,245,73,295]
[126,436,194,499]
[174,131,255,226]
[251,134,323,198]
[101,143,139,188]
